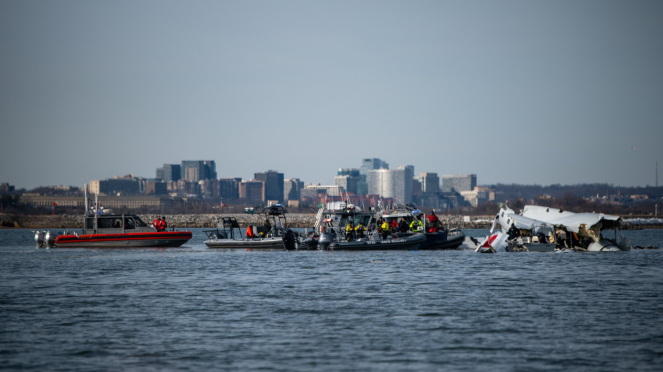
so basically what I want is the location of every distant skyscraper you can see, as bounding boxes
[239,180,265,203]
[254,170,284,202]
[156,164,181,182]
[334,175,359,194]
[418,172,440,194]
[219,178,241,200]
[284,178,304,202]
[442,174,477,193]
[358,158,388,195]
[181,161,216,182]
[367,165,413,204]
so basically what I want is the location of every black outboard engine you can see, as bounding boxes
[282,229,296,251]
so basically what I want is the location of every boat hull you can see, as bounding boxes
[204,237,286,250]
[393,230,466,250]
[328,233,426,251]
[54,231,192,248]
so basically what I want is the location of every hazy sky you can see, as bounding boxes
[1,0,662,189]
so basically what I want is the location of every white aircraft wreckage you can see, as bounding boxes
[476,205,631,253]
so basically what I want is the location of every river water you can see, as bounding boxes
[1,228,662,371]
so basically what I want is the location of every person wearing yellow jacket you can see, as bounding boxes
[410,216,424,233]
[345,222,354,241]
[380,220,390,240]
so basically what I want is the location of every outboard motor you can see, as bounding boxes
[34,231,45,248]
[44,231,57,248]
[282,229,296,251]
[318,231,333,250]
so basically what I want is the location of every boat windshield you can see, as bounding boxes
[133,216,148,227]
[338,214,372,228]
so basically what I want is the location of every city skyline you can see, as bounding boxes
[1,1,662,189]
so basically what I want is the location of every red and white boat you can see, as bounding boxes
[44,187,192,248]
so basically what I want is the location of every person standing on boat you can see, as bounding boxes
[380,220,390,240]
[355,222,366,239]
[410,216,423,233]
[345,221,355,241]
[153,216,161,231]
[398,218,408,233]
[158,217,167,232]
[264,219,272,236]
[426,211,439,233]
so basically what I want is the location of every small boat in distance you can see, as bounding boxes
[38,185,192,248]
[204,204,298,250]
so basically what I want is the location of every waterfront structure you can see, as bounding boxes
[442,174,477,193]
[181,161,216,183]
[156,164,181,183]
[21,195,180,209]
[284,178,304,202]
[254,170,284,203]
[239,180,265,204]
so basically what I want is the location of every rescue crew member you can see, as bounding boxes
[159,216,167,231]
[264,219,272,236]
[380,220,390,240]
[246,225,255,238]
[345,221,354,242]
[153,217,160,230]
[355,222,366,239]
[390,218,398,232]
[410,216,423,233]
[426,211,439,233]
[399,218,408,233]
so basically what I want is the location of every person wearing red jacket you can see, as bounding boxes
[426,211,439,233]
[390,219,398,232]
[158,217,167,231]
[153,217,161,231]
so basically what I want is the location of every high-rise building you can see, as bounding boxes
[254,170,284,203]
[239,180,265,204]
[358,158,388,195]
[367,165,414,204]
[284,178,304,202]
[158,164,181,183]
[334,175,358,194]
[181,161,216,182]
[418,172,440,194]
[442,174,477,193]
[219,178,241,201]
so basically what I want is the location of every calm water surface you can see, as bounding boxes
[1,228,662,371]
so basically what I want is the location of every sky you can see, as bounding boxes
[1,0,662,190]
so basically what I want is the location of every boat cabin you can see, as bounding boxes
[83,214,151,234]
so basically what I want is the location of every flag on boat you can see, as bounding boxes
[52,202,58,206]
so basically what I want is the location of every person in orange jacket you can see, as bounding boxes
[246,225,255,238]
